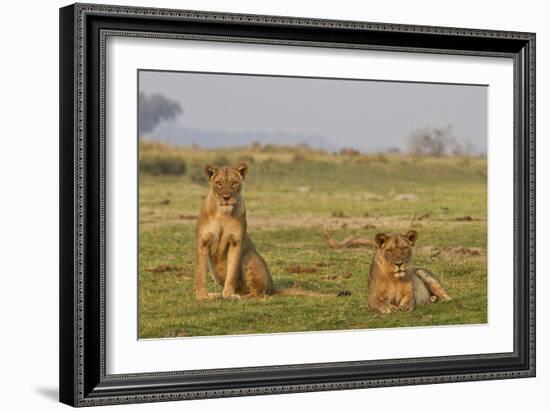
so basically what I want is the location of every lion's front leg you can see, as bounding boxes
[397,282,416,311]
[368,296,398,315]
[398,292,416,311]
[222,237,242,300]
[195,232,217,300]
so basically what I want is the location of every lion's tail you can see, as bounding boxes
[272,288,351,298]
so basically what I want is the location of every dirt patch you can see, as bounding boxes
[419,245,483,258]
[331,211,349,218]
[160,199,171,205]
[321,272,353,281]
[179,214,196,220]
[354,192,383,202]
[285,265,318,274]
[145,265,182,273]
[454,215,481,222]
[394,193,418,201]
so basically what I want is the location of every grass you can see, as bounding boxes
[138,142,487,338]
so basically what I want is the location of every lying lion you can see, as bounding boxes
[195,163,339,300]
[368,230,451,314]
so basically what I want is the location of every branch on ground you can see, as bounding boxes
[323,229,375,249]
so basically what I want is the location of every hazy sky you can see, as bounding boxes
[139,70,487,153]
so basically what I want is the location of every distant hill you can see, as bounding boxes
[142,124,342,152]
[142,124,484,155]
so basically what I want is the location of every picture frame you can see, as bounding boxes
[59,2,535,407]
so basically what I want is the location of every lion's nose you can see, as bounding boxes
[396,262,404,269]
[222,194,231,201]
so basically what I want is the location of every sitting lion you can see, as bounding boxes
[195,162,339,300]
[367,230,450,314]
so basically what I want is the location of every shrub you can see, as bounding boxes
[457,157,472,167]
[190,166,208,185]
[139,156,187,176]
[237,154,255,164]
[259,144,278,153]
[340,147,360,156]
[353,155,372,165]
[212,155,231,167]
[406,124,475,157]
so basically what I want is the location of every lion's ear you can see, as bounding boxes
[374,233,389,248]
[204,165,218,180]
[236,162,248,179]
[405,230,418,245]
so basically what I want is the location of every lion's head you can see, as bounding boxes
[204,163,248,207]
[374,230,418,279]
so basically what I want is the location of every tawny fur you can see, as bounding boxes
[367,230,451,314]
[195,163,342,300]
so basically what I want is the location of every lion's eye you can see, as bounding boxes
[215,182,222,187]
[232,182,238,188]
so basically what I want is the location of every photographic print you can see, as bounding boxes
[138,70,488,338]
[60,5,535,405]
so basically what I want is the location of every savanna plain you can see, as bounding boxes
[139,141,487,338]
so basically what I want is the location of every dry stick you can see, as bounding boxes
[323,229,375,249]
[408,213,417,229]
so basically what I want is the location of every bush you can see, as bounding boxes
[237,154,255,164]
[406,124,475,157]
[190,166,208,185]
[340,148,360,156]
[457,157,472,167]
[353,156,372,165]
[212,155,231,167]
[140,156,187,176]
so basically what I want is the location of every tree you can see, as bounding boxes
[406,124,473,156]
[138,93,182,136]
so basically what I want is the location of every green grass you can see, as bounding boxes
[138,143,487,338]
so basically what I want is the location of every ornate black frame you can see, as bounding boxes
[59,3,536,407]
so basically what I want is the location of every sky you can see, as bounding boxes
[139,70,487,154]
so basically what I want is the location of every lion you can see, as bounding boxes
[195,163,342,300]
[367,230,451,314]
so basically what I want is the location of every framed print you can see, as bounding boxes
[59,3,536,407]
